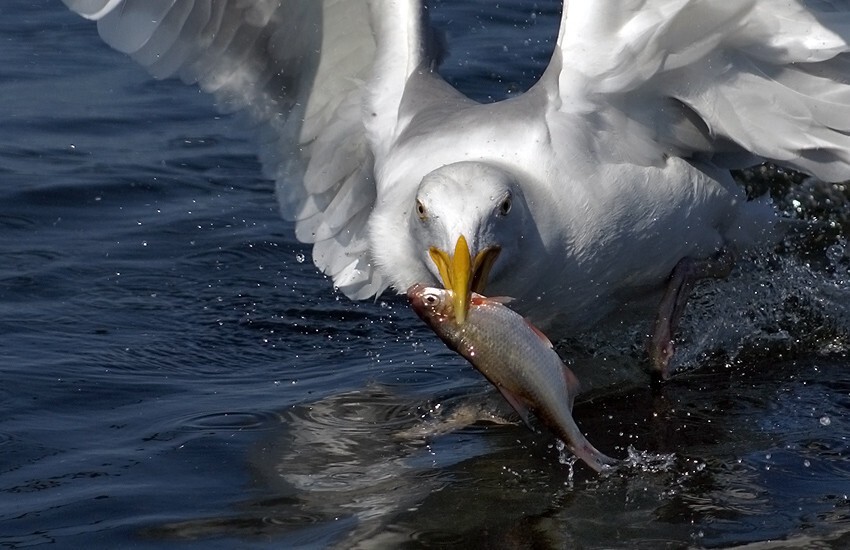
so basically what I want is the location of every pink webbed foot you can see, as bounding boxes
[648,247,736,380]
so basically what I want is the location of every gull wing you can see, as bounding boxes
[62,0,430,299]
[543,0,850,181]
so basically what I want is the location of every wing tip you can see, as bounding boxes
[63,0,123,21]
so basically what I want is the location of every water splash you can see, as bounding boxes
[622,445,677,473]
[555,172,850,394]
[555,439,579,486]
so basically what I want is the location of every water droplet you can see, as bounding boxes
[295,253,305,263]
[826,242,846,266]
[803,459,811,468]
[820,415,832,426]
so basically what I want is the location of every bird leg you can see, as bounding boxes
[648,247,736,380]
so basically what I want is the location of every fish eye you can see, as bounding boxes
[416,199,427,221]
[424,292,439,306]
[498,195,512,216]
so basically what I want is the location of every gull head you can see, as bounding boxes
[408,161,529,323]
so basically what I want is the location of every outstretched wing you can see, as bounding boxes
[544,0,850,181]
[62,0,428,299]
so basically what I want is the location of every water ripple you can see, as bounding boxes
[0,213,36,229]
[177,410,283,433]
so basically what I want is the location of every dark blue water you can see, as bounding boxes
[2,1,850,548]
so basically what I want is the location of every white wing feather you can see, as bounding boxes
[551,0,850,181]
[61,0,424,299]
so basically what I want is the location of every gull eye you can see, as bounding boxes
[416,199,427,221]
[498,195,512,216]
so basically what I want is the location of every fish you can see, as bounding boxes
[407,283,619,472]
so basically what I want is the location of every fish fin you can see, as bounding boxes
[497,386,534,429]
[470,293,514,306]
[524,318,554,348]
[562,364,581,411]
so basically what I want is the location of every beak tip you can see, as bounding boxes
[452,287,470,325]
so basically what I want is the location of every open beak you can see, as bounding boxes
[428,235,501,324]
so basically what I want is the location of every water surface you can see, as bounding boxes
[2,1,850,548]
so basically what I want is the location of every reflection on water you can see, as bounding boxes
[143,387,509,546]
[139,353,850,549]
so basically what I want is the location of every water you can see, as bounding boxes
[2,1,850,548]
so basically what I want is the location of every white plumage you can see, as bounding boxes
[63,0,850,356]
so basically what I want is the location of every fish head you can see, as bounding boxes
[406,283,457,331]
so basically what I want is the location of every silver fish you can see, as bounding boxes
[407,283,618,472]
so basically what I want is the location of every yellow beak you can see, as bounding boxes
[428,235,501,324]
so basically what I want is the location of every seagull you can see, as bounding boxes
[63,0,850,378]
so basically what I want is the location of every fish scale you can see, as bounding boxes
[408,283,618,472]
